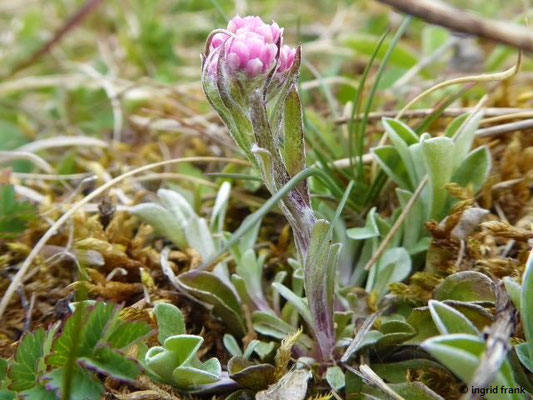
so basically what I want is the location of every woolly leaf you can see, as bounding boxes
[153,303,186,343]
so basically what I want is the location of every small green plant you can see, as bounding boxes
[144,303,221,389]
[0,184,38,239]
[2,301,152,400]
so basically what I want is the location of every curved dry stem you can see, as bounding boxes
[0,151,55,173]
[16,136,108,153]
[0,156,249,319]
[396,52,522,120]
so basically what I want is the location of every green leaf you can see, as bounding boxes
[326,366,345,391]
[144,346,178,383]
[376,320,416,348]
[422,334,519,400]
[445,114,469,138]
[428,300,479,335]
[18,385,56,400]
[516,343,533,373]
[451,146,491,193]
[382,118,418,188]
[178,271,245,336]
[49,302,118,367]
[389,382,444,400]
[173,363,221,388]
[372,359,449,383]
[44,366,104,400]
[521,249,533,359]
[164,335,203,365]
[78,302,118,356]
[7,329,46,392]
[304,219,339,356]
[396,188,424,249]
[79,346,140,382]
[451,111,483,168]
[434,271,496,304]
[223,334,243,358]
[502,277,521,311]
[107,320,153,350]
[367,247,411,299]
[228,357,276,391]
[153,303,186,343]
[421,136,455,220]
[371,146,411,189]
[251,311,313,349]
[282,86,306,179]
[346,207,380,240]
[0,184,38,239]
[271,283,313,329]
[0,358,7,382]
[130,202,188,249]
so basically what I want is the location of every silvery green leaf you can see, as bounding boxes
[210,182,231,233]
[173,363,221,388]
[130,203,187,249]
[367,247,411,299]
[502,277,521,310]
[451,110,483,168]
[242,340,259,360]
[235,214,263,256]
[516,343,533,373]
[271,282,313,329]
[371,146,411,189]
[252,341,276,360]
[145,346,178,383]
[235,249,264,306]
[376,320,416,348]
[444,113,469,138]
[272,270,287,315]
[521,249,533,359]
[326,366,345,391]
[185,217,215,260]
[408,141,431,219]
[158,188,195,225]
[179,271,245,336]
[396,188,424,249]
[421,136,455,220]
[251,311,313,349]
[154,303,186,342]
[346,207,380,240]
[428,300,480,335]
[422,334,519,400]
[382,118,418,188]
[223,334,243,358]
[304,219,339,358]
[451,146,491,193]
[164,335,204,365]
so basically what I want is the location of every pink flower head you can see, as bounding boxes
[206,15,295,78]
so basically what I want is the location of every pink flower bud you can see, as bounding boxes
[205,15,296,78]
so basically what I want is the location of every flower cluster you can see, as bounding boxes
[206,15,296,77]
